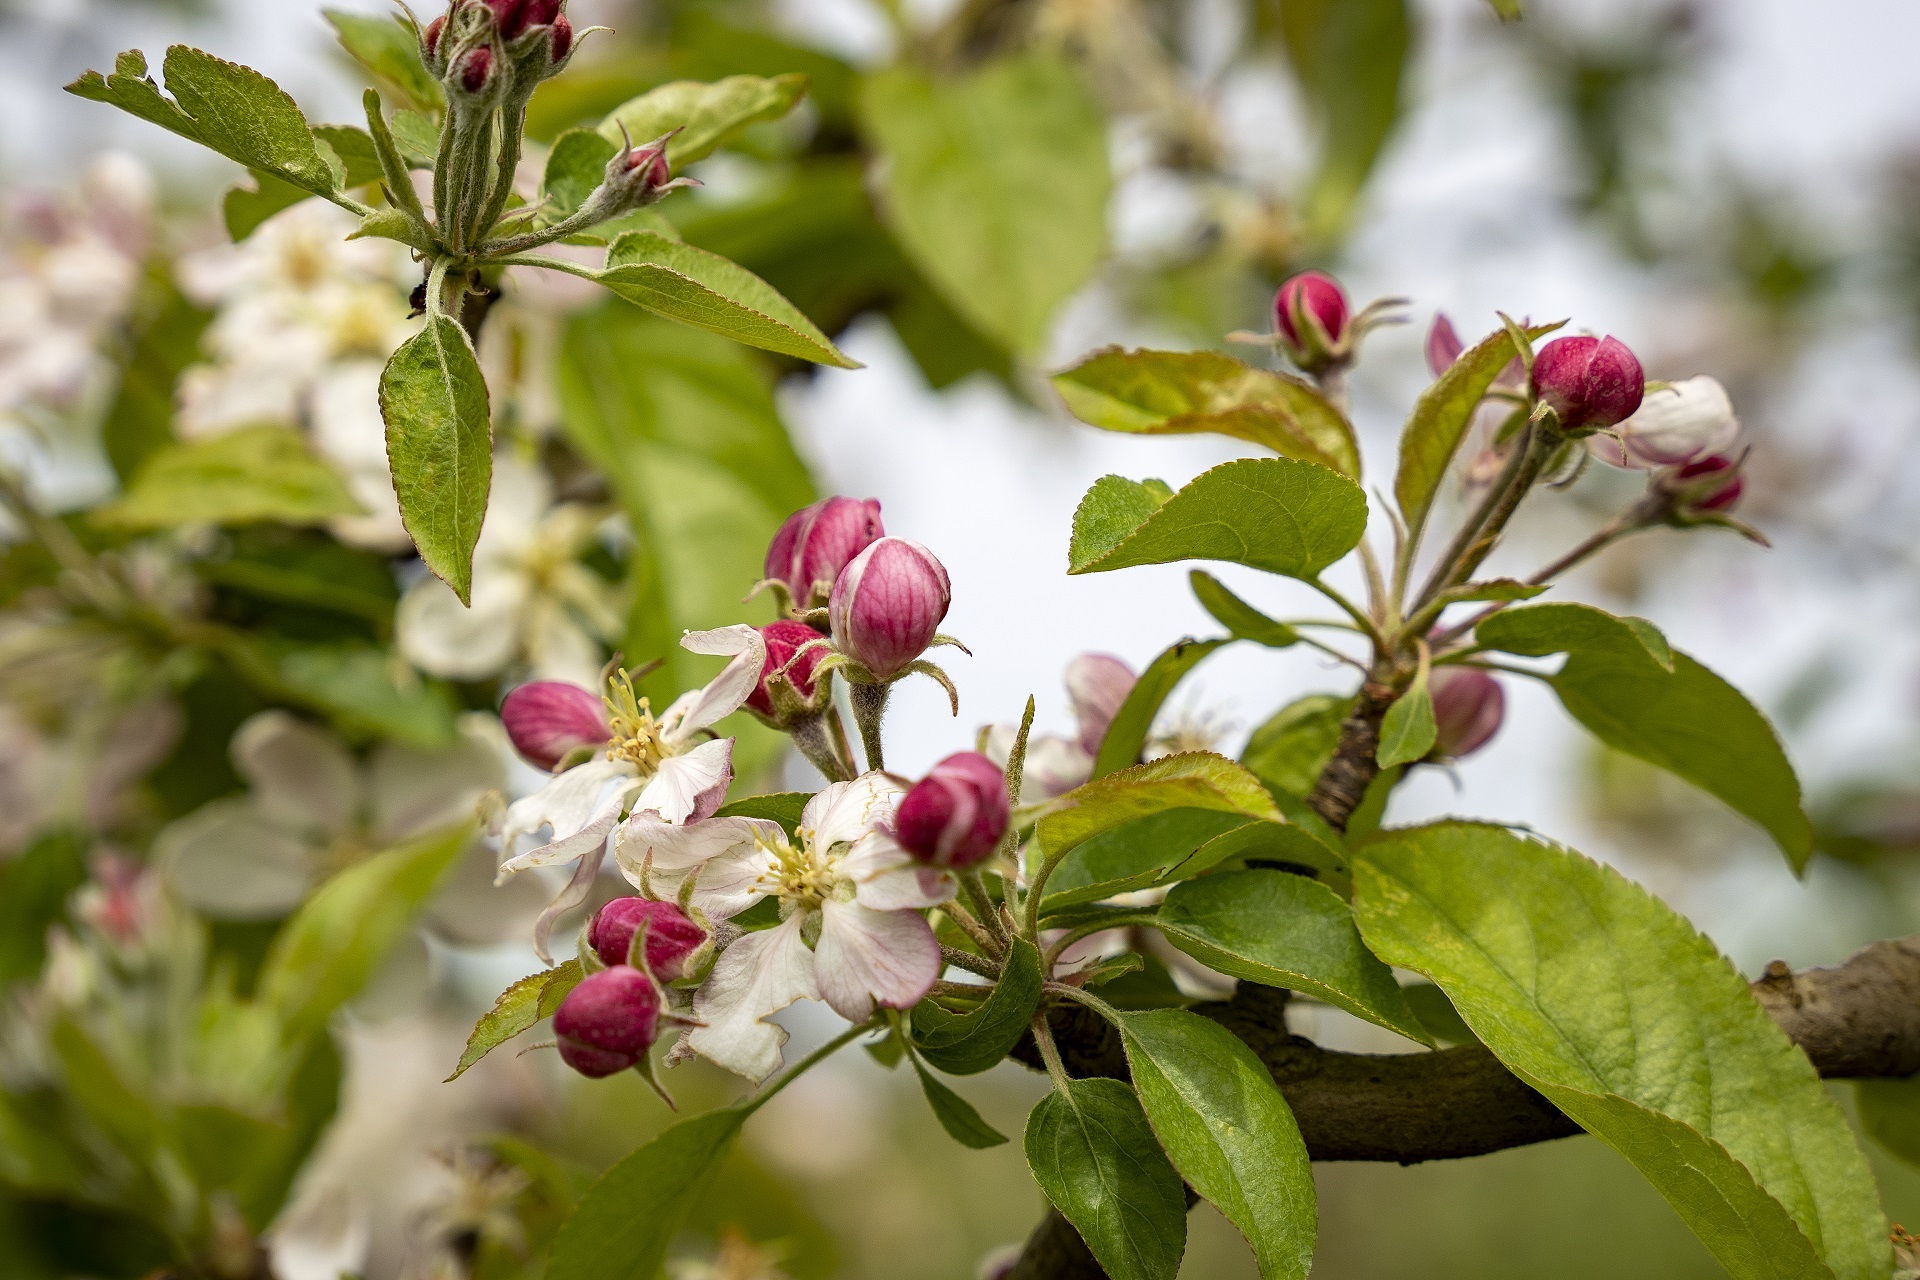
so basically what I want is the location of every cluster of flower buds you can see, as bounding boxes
[894,752,1011,870]
[421,0,576,105]
[1530,335,1645,435]
[553,895,710,1078]
[1238,271,1403,377]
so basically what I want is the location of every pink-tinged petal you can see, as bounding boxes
[688,913,820,1082]
[663,626,766,739]
[530,840,607,965]
[500,681,610,770]
[814,900,940,1023]
[497,758,637,871]
[632,737,734,823]
[1066,654,1137,757]
[1425,312,1464,378]
[1021,735,1095,799]
[803,771,903,852]
[855,864,957,912]
[613,814,781,919]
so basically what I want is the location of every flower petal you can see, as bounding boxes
[612,814,780,920]
[153,797,317,918]
[497,757,636,868]
[688,913,819,1082]
[661,625,766,739]
[1067,653,1137,757]
[631,737,734,823]
[802,771,903,853]
[531,840,607,965]
[840,831,955,911]
[230,711,359,838]
[813,899,940,1023]
[396,571,526,681]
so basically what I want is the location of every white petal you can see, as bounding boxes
[662,625,766,739]
[421,840,547,947]
[813,899,940,1023]
[366,724,505,843]
[498,757,635,861]
[153,798,317,918]
[531,841,607,965]
[802,771,904,853]
[612,814,780,918]
[1021,735,1095,799]
[230,711,359,837]
[688,913,819,1082]
[396,571,526,681]
[840,831,955,911]
[631,737,734,823]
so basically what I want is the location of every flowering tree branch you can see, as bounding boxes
[1008,938,1920,1279]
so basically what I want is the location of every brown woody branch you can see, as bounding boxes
[1005,932,1920,1279]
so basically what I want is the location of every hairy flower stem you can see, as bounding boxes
[1412,425,1556,613]
[848,682,888,771]
[1031,1016,1074,1095]
[788,717,853,783]
[956,870,1008,952]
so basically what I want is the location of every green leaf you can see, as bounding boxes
[102,266,210,482]
[1053,348,1360,479]
[1024,1078,1187,1280]
[96,426,361,531]
[1039,753,1282,860]
[1068,458,1367,580]
[912,939,1044,1076]
[1155,869,1429,1043]
[1375,667,1435,769]
[555,305,813,748]
[1489,614,1811,867]
[223,170,310,242]
[1353,822,1888,1280]
[1069,476,1172,570]
[1042,808,1258,910]
[1092,638,1231,779]
[1394,322,1561,539]
[1117,1009,1315,1280]
[1488,0,1523,18]
[311,124,383,188]
[49,1018,163,1160]
[1856,1076,1920,1168]
[448,961,583,1081]
[198,527,398,628]
[912,1057,1009,1149]
[541,127,618,218]
[0,832,86,982]
[862,55,1110,354]
[1279,0,1412,245]
[1189,572,1300,650]
[256,820,475,1042]
[380,314,492,604]
[323,9,443,114]
[715,792,811,838]
[1241,694,1351,798]
[250,639,457,748]
[1475,600,1673,670]
[1432,577,1548,606]
[546,1108,746,1280]
[598,74,808,166]
[67,48,338,198]
[581,230,858,368]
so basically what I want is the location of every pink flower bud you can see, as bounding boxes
[1590,375,1738,470]
[1531,335,1644,432]
[458,45,493,94]
[523,0,560,25]
[1066,653,1136,757]
[765,497,884,611]
[554,966,662,1078]
[828,537,950,680]
[623,138,671,189]
[486,0,526,34]
[424,14,446,60]
[747,620,827,720]
[895,752,1010,869]
[1274,271,1350,349]
[588,897,709,980]
[1674,455,1743,511]
[501,680,609,771]
[550,14,572,60]
[1430,668,1504,759]
[1425,312,1464,378]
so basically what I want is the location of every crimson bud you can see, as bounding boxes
[747,620,828,722]
[1430,668,1505,759]
[1272,271,1351,373]
[1673,455,1743,512]
[550,15,572,60]
[458,45,493,94]
[423,14,446,61]
[765,497,884,613]
[828,537,951,680]
[501,680,609,771]
[588,897,709,980]
[554,966,662,1078]
[895,752,1010,869]
[1425,312,1463,378]
[1531,335,1644,433]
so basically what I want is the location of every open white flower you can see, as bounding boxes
[615,772,951,1082]
[495,626,766,960]
[396,453,622,688]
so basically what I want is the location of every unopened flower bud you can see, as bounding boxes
[553,966,662,1078]
[501,680,609,771]
[1066,654,1135,757]
[895,752,1010,869]
[1531,335,1644,433]
[1425,312,1463,378]
[550,14,572,60]
[1590,375,1738,470]
[747,620,828,723]
[458,45,494,94]
[1273,271,1351,373]
[765,496,884,613]
[1671,455,1743,512]
[829,537,951,680]
[1430,668,1504,759]
[588,897,709,980]
[423,14,447,65]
